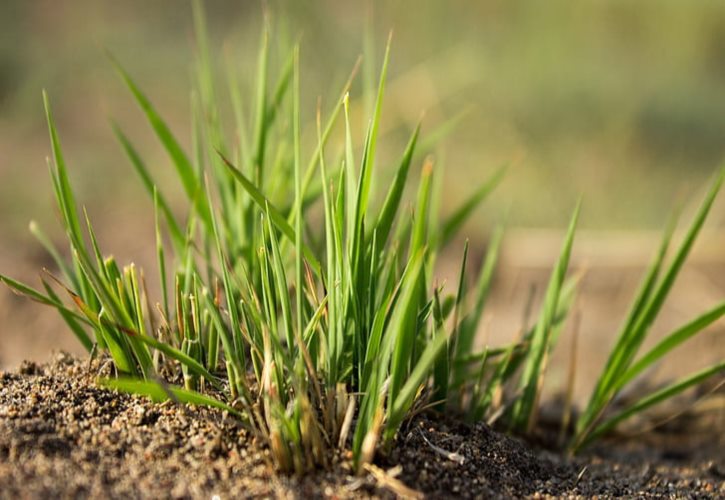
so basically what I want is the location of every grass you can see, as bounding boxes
[2,0,724,474]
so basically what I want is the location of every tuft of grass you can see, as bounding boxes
[1,1,723,474]
[571,168,725,451]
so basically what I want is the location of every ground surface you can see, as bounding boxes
[0,354,722,499]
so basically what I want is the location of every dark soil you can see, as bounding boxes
[0,353,722,499]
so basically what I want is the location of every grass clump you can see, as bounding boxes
[2,1,723,473]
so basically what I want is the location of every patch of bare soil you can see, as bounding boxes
[0,354,722,499]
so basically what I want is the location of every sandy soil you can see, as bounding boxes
[1,354,722,499]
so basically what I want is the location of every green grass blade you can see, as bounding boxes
[265,47,294,129]
[100,377,244,419]
[206,181,245,370]
[373,123,420,253]
[357,33,391,218]
[42,280,94,351]
[28,221,75,287]
[112,124,185,251]
[120,325,222,391]
[583,212,677,417]
[456,225,503,359]
[153,189,170,320]
[386,248,426,420]
[264,205,294,351]
[218,152,321,275]
[252,25,269,185]
[577,167,724,441]
[108,54,212,232]
[297,58,361,206]
[0,275,91,329]
[512,201,580,431]
[618,168,724,367]
[580,361,725,449]
[388,318,449,432]
[409,161,434,258]
[293,47,304,350]
[449,240,470,372]
[43,91,84,248]
[614,302,725,393]
[431,289,448,406]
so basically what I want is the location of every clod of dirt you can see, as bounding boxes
[0,353,722,498]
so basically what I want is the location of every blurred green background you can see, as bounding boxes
[1,0,724,374]
[2,0,724,237]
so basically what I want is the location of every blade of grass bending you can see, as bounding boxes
[217,152,321,275]
[1,274,77,317]
[100,377,245,420]
[579,361,725,450]
[512,201,580,432]
[438,166,506,248]
[118,325,223,391]
[0,275,95,350]
[112,124,185,251]
[108,54,212,232]
[613,302,725,393]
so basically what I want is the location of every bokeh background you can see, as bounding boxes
[1,0,724,404]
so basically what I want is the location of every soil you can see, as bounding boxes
[0,353,723,499]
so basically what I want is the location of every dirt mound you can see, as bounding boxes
[0,353,722,498]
